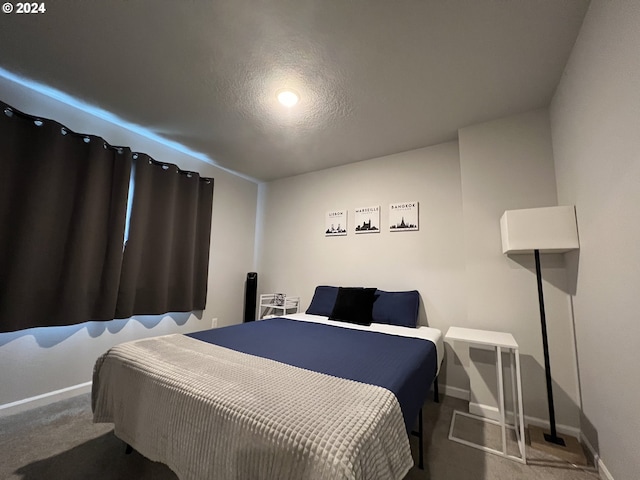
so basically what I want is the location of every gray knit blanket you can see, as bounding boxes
[92,334,413,480]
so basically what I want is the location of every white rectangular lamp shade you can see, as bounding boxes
[500,206,579,254]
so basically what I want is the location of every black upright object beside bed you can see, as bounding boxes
[243,272,258,322]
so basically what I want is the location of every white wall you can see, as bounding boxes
[550,1,640,478]
[257,141,470,392]
[458,109,580,429]
[0,75,258,410]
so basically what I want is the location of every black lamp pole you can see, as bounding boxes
[534,249,565,446]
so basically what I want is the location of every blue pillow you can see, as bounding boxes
[372,290,420,328]
[305,286,339,316]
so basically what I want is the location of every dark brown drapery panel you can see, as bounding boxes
[0,102,132,332]
[115,154,214,318]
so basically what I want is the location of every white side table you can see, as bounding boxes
[258,294,300,319]
[444,326,526,464]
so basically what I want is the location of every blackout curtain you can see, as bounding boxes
[115,155,214,318]
[0,102,132,333]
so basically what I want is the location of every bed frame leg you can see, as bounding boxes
[433,375,440,403]
[417,407,424,469]
[410,407,425,470]
[125,443,133,455]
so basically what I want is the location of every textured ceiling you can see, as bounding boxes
[0,0,589,182]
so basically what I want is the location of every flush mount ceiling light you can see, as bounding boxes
[277,89,299,107]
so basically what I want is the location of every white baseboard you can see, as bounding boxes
[469,401,500,420]
[596,457,614,480]
[0,381,92,417]
[524,415,581,439]
[439,384,469,401]
[468,400,581,438]
[580,433,615,480]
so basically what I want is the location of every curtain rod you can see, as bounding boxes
[2,100,213,183]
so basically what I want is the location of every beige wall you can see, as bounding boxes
[550,0,640,478]
[0,76,258,408]
[257,110,581,429]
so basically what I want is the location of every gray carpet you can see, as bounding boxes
[0,394,601,480]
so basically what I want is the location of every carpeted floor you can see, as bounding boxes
[0,393,601,480]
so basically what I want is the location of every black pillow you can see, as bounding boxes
[329,287,377,326]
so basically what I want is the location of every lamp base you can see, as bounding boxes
[528,425,588,465]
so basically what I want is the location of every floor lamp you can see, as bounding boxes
[500,206,586,464]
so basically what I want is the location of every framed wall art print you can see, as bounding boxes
[354,206,380,234]
[389,201,419,231]
[325,210,347,236]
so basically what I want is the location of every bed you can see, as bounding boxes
[92,287,443,480]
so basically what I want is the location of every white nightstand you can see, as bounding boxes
[258,294,300,319]
[444,326,526,464]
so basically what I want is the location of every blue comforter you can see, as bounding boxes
[187,317,437,430]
